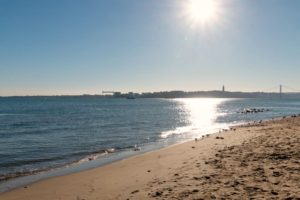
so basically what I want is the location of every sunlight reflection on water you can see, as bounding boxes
[161,98,229,138]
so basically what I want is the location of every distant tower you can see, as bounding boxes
[222,85,225,92]
[279,84,282,98]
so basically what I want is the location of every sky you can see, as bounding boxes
[1,0,300,96]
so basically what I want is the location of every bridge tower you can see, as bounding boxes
[279,84,282,98]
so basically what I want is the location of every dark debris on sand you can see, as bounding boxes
[147,118,300,199]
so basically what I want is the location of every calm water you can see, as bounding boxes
[0,97,300,191]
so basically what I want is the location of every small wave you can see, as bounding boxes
[160,123,232,139]
[11,121,34,128]
[73,146,135,164]
[0,145,139,183]
[0,156,67,168]
[76,152,108,164]
[0,113,25,116]
[0,114,10,116]
[0,168,48,182]
[161,126,194,138]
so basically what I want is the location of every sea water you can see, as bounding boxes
[0,97,300,191]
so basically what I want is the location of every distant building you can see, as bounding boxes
[113,92,122,98]
[222,85,225,92]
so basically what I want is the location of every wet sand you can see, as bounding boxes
[1,116,300,199]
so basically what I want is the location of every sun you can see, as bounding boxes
[183,0,220,28]
[187,0,215,22]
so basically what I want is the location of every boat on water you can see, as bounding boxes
[126,92,136,99]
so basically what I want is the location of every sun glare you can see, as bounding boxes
[183,0,220,28]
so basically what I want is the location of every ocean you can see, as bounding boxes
[0,97,300,191]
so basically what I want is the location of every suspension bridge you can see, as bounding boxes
[260,85,300,98]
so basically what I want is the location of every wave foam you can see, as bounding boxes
[161,126,194,138]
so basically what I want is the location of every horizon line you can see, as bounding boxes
[1,89,298,98]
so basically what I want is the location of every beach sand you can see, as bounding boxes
[1,116,300,199]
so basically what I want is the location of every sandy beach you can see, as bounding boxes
[1,116,300,200]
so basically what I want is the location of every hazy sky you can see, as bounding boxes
[1,0,300,96]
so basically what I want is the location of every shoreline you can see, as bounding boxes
[0,125,229,193]
[1,115,300,199]
[0,125,231,193]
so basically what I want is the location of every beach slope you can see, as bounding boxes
[1,116,300,199]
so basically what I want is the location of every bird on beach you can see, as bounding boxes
[134,144,141,151]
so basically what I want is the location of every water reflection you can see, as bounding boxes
[161,98,228,139]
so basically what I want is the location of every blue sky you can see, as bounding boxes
[1,0,300,96]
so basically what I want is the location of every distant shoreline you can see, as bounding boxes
[1,90,300,98]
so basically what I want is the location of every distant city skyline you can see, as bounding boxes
[1,0,300,96]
